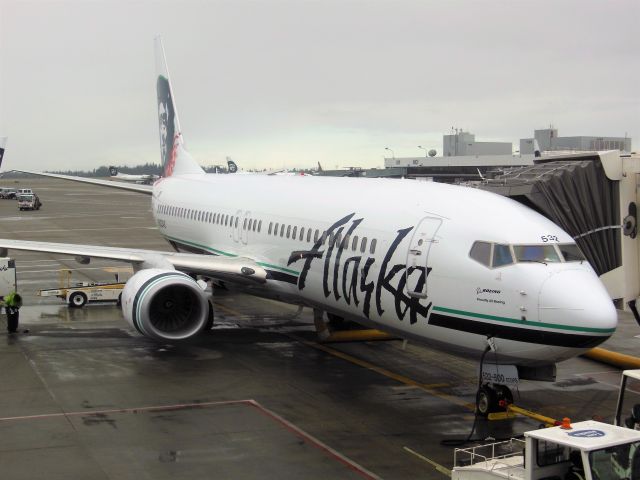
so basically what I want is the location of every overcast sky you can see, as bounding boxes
[1,0,638,171]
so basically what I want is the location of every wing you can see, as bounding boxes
[0,239,267,284]
[10,169,153,195]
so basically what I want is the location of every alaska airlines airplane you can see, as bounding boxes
[0,39,617,414]
[109,166,160,185]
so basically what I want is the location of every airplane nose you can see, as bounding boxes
[538,269,617,349]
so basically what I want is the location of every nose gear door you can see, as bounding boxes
[405,217,442,298]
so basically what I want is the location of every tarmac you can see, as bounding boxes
[0,176,639,479]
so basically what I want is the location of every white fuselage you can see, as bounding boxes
[151,174,617,367]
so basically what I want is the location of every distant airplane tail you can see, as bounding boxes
[109,166,118,177]
[155,37,204,178]
[533,139,542,158]
[226,157,238,173]
[317,162,323,172]
[0,137,7,170]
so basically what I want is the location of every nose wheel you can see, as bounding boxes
[476,384,513,417]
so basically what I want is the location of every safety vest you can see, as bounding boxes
[3,292,22,308]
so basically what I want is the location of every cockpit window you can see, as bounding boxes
[469,241,491,267]
[558,243,585,262]
[514,245,561,263]
[492,244,514,268]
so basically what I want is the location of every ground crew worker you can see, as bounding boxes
[1,292,22,334]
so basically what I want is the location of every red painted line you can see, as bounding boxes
[246,400,382,480]
[0,399,381,479]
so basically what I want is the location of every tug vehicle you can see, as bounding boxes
[453,419,640,480]
[37,270,124,308]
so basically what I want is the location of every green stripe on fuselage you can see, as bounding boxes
[432,306,615,334]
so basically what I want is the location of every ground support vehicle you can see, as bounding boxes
[37,270,124,308]
[0,188,16,199]
[453,420,640,480]
[17,194,41,210]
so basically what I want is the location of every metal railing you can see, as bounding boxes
[454,438,525,470]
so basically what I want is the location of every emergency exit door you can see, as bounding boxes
[405,217,442,298]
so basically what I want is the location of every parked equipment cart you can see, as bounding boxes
[37,269,125,308]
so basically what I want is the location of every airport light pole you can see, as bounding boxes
[418,145,428,157]
[384,147,395,159]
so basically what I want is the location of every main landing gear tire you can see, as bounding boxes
[69,292,88,308]
[476,384,513,417]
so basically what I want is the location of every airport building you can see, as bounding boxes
[443,130,512,156]
[520,128,632,154]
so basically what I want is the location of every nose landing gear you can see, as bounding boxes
[476,384,514,417]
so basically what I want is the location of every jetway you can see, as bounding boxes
[475,151,640,310]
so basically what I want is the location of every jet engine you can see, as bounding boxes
[121,268,209,341]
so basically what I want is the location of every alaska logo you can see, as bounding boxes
[288,213,432,325]
[477,287,501,295]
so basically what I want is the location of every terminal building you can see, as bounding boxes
[520,128,632,155]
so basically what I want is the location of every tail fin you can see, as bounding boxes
[155,37,204,177]
[533,139,542,158]
[0,137,7,170]
[226,157,238,173]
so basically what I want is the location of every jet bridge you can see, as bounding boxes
[474,151,640,309]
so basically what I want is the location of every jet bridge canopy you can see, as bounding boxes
[475,155,621,277]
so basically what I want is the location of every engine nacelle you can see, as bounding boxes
[121,269,209,341]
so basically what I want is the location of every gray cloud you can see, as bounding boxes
[1,0,638,171]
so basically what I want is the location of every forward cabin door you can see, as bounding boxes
[405,217,442,298]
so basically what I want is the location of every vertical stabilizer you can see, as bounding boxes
[0,137,7,170]
[226,157,238,173]
[154,37,204,177]
[533,139,542,158]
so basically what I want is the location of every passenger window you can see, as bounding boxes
[287,225,291,238]
[370,239,377,254]
[314,229,319,242]
[243,218,247,229]
[352,236,358,251]
[300,227,305,241]
[343,234,350,249]
[224,215,228,226]
[361,237,367,253]
[280,224,285,237]
[328,233,335,246]
[492,244,513,268]
[235,217,238,228]
[307,229,311,242]
[470,241,491,267]
[292,226,297,239]
[273,222,278,235]
[258,220,262,232]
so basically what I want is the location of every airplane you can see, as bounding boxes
[109,166,160,184]
[0,136,6,177]
[0,38,617,415]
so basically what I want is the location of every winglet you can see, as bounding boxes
[154,37,204,177]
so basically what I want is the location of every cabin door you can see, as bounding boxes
[405,217,442,298]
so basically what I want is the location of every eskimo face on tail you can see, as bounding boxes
[157,76,177,177]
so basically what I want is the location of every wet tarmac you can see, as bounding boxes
[0,177,640,479]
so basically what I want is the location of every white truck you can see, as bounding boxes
[453,420,640,480]
[17,193,41,210]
